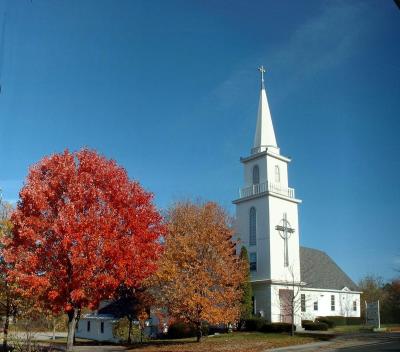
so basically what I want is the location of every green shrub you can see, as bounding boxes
[244,317,267,331]
[261,322,295,333]
[346,317,363,325]
[301,320,313,328]
[303,321,328,331]
[316,317,335,328]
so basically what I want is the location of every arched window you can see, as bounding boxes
[275,165,280,183]
[252,165,260,185]
[249,207,256,246]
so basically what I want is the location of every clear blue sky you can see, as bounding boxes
[0,0,399,283]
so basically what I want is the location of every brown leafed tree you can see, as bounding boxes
[150,201,245,342]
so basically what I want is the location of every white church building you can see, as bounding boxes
[234,67,361,327]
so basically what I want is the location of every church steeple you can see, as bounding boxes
[252,66,278,154]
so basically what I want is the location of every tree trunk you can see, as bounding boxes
[128,318,132,344]
[52,317,56,340]
[2,292,11,352]
[73,309,81,345]
[2,307,9,351]
[196,322,202,342]
[291,300,295,336]
[66,308,79,351]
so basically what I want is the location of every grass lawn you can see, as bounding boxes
[122,332,319,352]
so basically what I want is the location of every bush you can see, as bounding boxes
[346,317,363,325]
[301,320,313,328]
[244,317,267,332]
[316,317,335,328]
[318,316,346,326]
[303,321,328,331]
[167,322,196,339]
[260,322,295,333]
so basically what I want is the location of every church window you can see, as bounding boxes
[252,165,260,184]
[353,301,357,311]
[275,165,280,183]
[249,207,257,246]
[249,252,257,271]
[301,294,306,312]
[87,321,91,332]
[331,295,335,311]
[314,300,318,311]
[100,322,104,334]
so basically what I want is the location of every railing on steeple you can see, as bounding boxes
[239,181,295,199]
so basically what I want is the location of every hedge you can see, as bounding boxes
[260,322,295,333]
[244,317,267,331]
[301,320,313,328]
[315,317,335,328]
[303,321,328,331]
[316,316,362,327]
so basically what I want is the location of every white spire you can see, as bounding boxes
[253,66,278,154]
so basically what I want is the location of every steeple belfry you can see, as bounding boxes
[253,66,278,154]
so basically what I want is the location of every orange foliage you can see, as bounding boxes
[151,201,245,339]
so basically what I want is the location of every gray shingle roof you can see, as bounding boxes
[300,247,358,291]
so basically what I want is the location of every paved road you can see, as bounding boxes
[335,340,400,351]
[269,332,400,352]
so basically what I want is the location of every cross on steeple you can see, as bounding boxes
[275,213,295,267]
[258,65,266,87]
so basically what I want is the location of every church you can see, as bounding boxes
[233,67,361,327]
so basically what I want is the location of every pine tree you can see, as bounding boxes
[238,246,253,329]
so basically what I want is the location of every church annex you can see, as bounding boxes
[233,67,361,327]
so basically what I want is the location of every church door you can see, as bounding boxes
[279,289,294,324]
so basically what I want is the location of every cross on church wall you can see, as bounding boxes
[275,213,295,267]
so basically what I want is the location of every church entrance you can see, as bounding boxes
[279,289,294,323]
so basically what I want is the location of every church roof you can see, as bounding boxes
[300,247,359,291]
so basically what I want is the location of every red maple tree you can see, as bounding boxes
[3,149,164,350]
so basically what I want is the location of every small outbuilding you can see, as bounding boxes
[76,300,153,343]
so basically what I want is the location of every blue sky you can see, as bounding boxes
[0,0,399,283]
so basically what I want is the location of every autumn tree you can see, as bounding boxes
[150,201,245,342]
[3,149,165,351]
[0,196,18,351]
[238,246,253,329]
[358,275,385,321]
[381,279,400,323]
